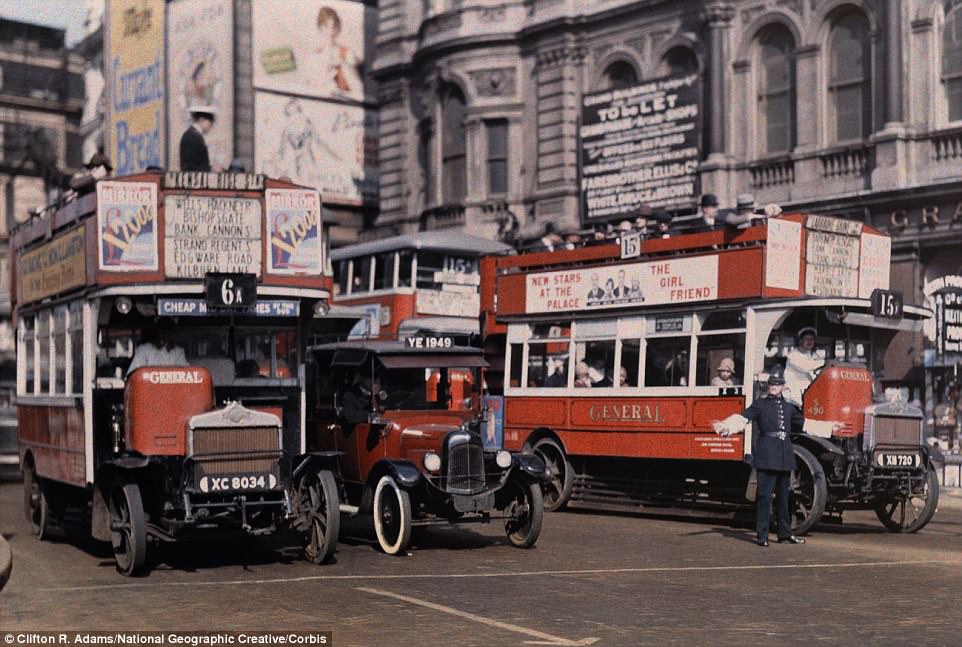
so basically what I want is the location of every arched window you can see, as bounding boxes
[943,5,962,121]
[659,46,699,77]
[599,61,639,90]
[756,26,796,154]
[828,12,872,142]
[440,84,466,204]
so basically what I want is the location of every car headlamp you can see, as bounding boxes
[423,451,442,472]
[495,449,512,469]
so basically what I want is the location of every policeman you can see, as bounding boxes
[713,365,840,546]
[179,106,216,172]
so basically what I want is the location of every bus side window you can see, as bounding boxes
[645,337,689,387]
[397,250,414,287]
[509,343,524,388]
[575,340,615,388]
[695,333,745,387]
[620,339,640,387]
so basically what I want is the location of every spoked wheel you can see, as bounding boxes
[503,479,544,549]
[296,469,340,564]
[24,465,51,540]
[790,445,827,536]
[530,438,573,512]
[874,467,940,533]
[109,482,148,576]
[372,475,411,555]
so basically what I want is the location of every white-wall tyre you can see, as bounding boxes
[372,475,412,555]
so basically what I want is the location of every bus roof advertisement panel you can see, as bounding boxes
[18,228,86,303]
[164,195,262,278]
[524,255,719,314]
[266,188,323,276]
[97,181,159,272]
[858,232,892,297]
[765,218,801,291]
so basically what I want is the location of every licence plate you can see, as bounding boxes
[199,473,277,493]
[875,452,920,468]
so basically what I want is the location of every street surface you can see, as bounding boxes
[2,480,961,646]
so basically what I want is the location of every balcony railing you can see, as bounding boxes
[748,157,795,190]
[930,127,962,162]
[818,144,875,180]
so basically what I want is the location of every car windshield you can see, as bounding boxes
[377,366,477,411]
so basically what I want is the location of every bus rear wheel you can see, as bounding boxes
[530,438,573,512]
[874,467,939,533]
[24,465,51,540]
[109,482,147,576]
[790,445,826,535]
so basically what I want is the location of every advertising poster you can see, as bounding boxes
[18,228,87,302]
[765,218,801,291]
[482,396,504,450]
[524,256,718,314]
[923,275,962,355]
[266,188,323,275]
[97,181,159,272]
[252,0,374,103]
[581,73,701,221]
[254,93,378,205]
[167,0,234,171]
[163,195,261,278]
[858,232,891,298]
[105,0,166,175]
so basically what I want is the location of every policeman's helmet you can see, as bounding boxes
[767,365,786,385]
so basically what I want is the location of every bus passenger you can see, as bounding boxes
[544,359,567,387]
[711,357,738,386]
[574,361,591,387]
[617,366,629,387]
[589,357,612,387]
[784,327,822,406]
[127,318,188,376]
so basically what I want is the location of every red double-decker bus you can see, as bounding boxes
[332,232,511,341]
[483,214,939,534]
[13,171,349,574]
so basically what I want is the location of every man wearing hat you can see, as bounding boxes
[695,193,727,232]
[68,153,114,195]
[713,365,841,545]
[784,326,822,406]
[179,106,216,172]
[653,210,677,238]
[728,193,762,229]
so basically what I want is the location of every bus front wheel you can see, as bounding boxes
[790,445,827,535]
[109,482,148,576]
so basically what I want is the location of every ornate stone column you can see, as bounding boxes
[705,2,734,158]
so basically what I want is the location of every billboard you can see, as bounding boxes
[254,93,378,206]
[167,0,234,171]
[580,73,701,221]
[97,181,159,272]
[105,0,166,175]
[252,0,374,103]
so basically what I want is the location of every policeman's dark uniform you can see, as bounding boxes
[741,365,806,546]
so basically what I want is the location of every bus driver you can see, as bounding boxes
[126,318,189,376]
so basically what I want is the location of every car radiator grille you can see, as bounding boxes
[865,415,920,448]
[191,425,281,475]
[446,437,485,493]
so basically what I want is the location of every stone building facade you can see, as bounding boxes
[0,18,84,377]
[371,0,962,425]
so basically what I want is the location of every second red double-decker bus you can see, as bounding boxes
[484,214,938,534]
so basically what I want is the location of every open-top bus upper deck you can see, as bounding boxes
[11,171,330,313]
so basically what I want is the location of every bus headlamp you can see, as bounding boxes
[313,301,331,317]
[115,297,132,314]
[423,452,442,472]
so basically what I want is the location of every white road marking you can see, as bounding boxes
[356,586,599,646]
[30,559,958,593]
